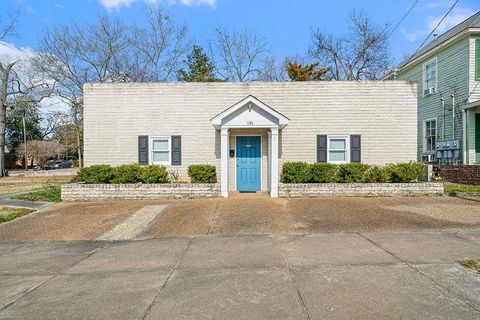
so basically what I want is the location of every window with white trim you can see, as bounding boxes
[424,120,436,153]
[328,136,349,164]
[150,136,171,165]
[423,59,437,95]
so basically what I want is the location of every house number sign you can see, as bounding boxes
[247,121,254,125]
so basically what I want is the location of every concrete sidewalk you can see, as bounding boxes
[0,192,51,210]
[1,229,480,319]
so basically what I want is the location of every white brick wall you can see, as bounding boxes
[279,183,444,197]
[61,183,220,201]
[84,82,418,189]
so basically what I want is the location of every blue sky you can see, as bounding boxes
[2,0,480,65]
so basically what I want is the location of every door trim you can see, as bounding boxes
[235,135,262,192]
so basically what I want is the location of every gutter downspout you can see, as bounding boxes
[462,109,468,164]
[451,94,456,140]
[441,98,446,141]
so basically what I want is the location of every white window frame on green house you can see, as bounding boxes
[423,58,437,96]
[327,135,349,164]
[149,136,171,165]
[476,38,480,81]
[423,119,437,154]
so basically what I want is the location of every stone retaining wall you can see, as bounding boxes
[440,165,480,185]
[278,183,444,197]
[9,168,79,177]
[62,183,220,201]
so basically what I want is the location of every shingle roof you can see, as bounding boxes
[398,10,480,69]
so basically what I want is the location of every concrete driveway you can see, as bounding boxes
[1,230,480,319]
[1,195,480,241]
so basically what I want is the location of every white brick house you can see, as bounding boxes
[83,81,418,198]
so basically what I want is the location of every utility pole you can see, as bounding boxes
[441,98,445,141]
[22,115,27,171]
[451,94,455,140]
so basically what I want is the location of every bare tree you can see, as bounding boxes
[0,13,17,41]
[257,56,288,82]
[40,111,65,139]
[209,28,268,82]
[16,140,65,165]
[52,120,78,157]
[0,13,53,175]
[129,6,189,82]
[310,10,391,80]
[33,6,189,167]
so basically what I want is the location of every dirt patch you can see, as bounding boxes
[145,194,299,238]
[209,196,297,236]
[146,195,480,238]
[382,196,480,225]
[0,176,73,195]
[0,200,164,241]
[288,197,471,234]
[144,198,219,238]
[3,195,480,241]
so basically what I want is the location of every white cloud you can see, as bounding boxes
[426,7,476,34]
[425,0,452,9]
[0,41,34,64]
[400,7,476,42]
[98,0,216,10]
[0,42,69,114]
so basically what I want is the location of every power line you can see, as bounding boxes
[399,0,460,71]
[397,41,469,80]
[387,0,420,40]
[465,80,480,103]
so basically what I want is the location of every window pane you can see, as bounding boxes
[153,139,169,151]
[152,151,169,162]
[329,151,346,162]
[329,139,346,150]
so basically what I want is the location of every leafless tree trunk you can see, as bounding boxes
[0,14,17,176]
[209,28,268,82]
[310,10,391,80]
[33,6,189,167]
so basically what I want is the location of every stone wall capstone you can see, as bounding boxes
[62,183,220,201]
[278,183,444,197]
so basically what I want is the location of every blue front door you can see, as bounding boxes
[236,136,261,192]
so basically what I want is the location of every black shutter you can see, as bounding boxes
[138,136,149,165]
[317,135,327,162]
[350,135,361,163]
[171,136,182,166]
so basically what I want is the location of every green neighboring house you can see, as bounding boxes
[386,11,480,164]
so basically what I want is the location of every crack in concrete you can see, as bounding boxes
[140,238,194,320]
[275,236,311,320]
[358,232,480,314]
[0,242,109,313]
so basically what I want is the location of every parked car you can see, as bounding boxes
[42,160,72,170]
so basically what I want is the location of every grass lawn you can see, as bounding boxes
[444,184,480,193]
[460,259,480,274]
[0,176,72,195]
[0,207,34,223]
[12,186,62,203]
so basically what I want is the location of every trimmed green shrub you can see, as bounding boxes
[338,163,370,183]
[388,162,426,183]
[364,165,391,183]
[139,165,169,183]
[282,162,312,183]
[112,164,142,184]
[310,163,339,183]
[188,164,217,183]
[75,165,115,184]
